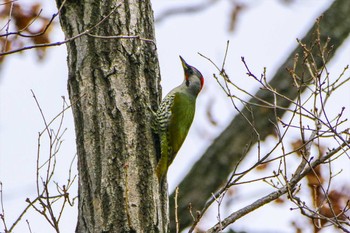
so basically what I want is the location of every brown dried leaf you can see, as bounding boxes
[12,4,33,31]
[274,197,285,204]
[291,221,303,233]
[30,3,42,15]
[256,163,269,171]
[205,97,218,127]
[306,165,323,187]
[228,4,245,32]
[291,139,304,156]
[0,38,11,63]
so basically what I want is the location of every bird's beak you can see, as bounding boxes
[179,56,189,71]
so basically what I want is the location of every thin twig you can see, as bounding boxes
[206,140,349,233]
[175,187,179,233]
[0,3,121,56]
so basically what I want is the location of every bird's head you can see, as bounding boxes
[179,56,204,94]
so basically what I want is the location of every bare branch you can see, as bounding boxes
[206,140,350,232]
[0,3,121,57]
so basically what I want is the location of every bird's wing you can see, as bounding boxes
[167,92,195,165]
[155,93,176,180]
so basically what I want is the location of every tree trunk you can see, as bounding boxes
[170,0,350,231]
[55,0,167,232]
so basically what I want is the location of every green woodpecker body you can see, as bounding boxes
[155,56,204,180]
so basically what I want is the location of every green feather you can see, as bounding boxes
[156,91,196,180]
[155,57,203,181]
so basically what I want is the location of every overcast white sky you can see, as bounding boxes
[1,0,349,232]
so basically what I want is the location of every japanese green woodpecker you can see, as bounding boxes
[154,56,204,180]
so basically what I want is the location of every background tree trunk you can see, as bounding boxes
[55,0,166,232]
[169,0,350,231]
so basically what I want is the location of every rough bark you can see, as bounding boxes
[55,0,166,232]
[170,0,350,231]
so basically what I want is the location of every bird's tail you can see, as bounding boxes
[156,133,169,181]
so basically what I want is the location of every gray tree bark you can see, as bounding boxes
[169,0,350,231]
[55,0,166,232]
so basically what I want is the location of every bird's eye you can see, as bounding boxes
[188,69,194,75]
